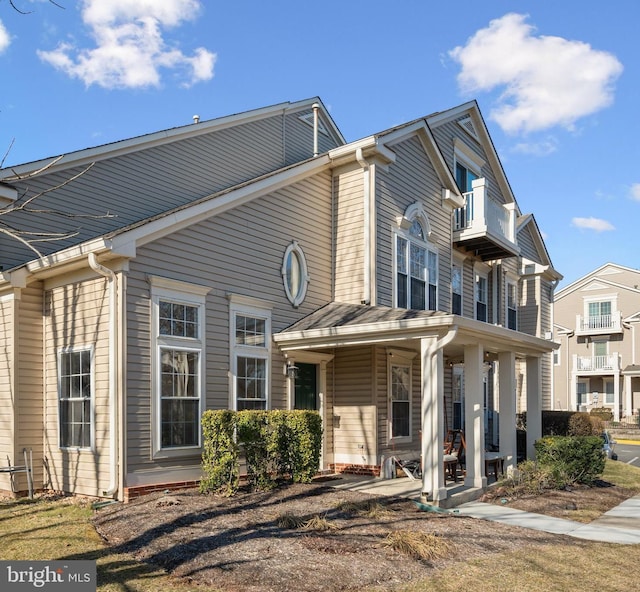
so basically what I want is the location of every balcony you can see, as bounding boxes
[575,311,623,336]
[573,353,620,374]
[453,178,519,261]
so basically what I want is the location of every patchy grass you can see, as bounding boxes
[0,496,206,592]
[602,457,640,490]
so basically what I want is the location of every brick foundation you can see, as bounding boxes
[330,463,380,477]
[123,480,200,502]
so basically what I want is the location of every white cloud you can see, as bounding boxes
[0,19,11,54]
[449,13,623,134]
[37,0,216,89]
[571,217,615,232]
[630,184,640,202]
[511,137,558,156]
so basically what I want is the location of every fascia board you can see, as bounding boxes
[1,99,326,180]
[275,314,555,355]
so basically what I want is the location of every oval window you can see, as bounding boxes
[282,241,309,307]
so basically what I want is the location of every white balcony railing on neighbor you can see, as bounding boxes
[575,311,622,334]
[453,178,516,244]
[574,353,620,372]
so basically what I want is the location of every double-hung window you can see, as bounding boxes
[387,349,416,441]
[230,296,272,411]
[396,219,438,311]
[475,273,488,322]
[452,264,462,315]
[506,281,517,330]
[58,347,93,449]
[150,277,208,456]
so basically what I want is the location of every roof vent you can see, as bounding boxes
[193,115,200,124]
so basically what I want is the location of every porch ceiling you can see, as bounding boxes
[274,302,557,358]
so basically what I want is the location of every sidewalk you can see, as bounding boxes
[330,474,640,544]
[456,495,640,544]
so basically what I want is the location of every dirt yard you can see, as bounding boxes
[91,476,632,592]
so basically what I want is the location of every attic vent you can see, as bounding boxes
[299,112,329,136]
[458,116,479,141]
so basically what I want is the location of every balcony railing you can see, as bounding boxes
[452,178,518,260]
[575,311,623,335]
[573,353,620,373]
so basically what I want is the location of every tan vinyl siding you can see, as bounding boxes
[332,347,376,464]
[461,257,475,318]
[334,165,365,303]
[43,276,111,497]
[15,285,44,489]
[519,276,539,335]
[517,224,540,263]
[125,172,334,475]
[0,295,14,492]
[375,136,452,311]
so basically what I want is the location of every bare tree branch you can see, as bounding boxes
[1,138,14,169]
[0,160,116,258]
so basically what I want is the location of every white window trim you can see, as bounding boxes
[393,205,438,311]
[475,270,489,322]
[57,344,95,452]
[150,277,209,459]
[281,240,310,308]
[228,295,273,411]
[583,294,618,317]
[452,262,463,316]
[387,348,417,443]
[506,277,518,330]
[453,138,484,179]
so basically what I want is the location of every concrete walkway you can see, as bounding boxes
[457,495,640,544]
[329,474,640,545]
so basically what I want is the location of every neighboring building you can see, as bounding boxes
[553,263,640,421]
[0,97,560,504]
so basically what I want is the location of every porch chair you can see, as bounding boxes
[443,430,465,483]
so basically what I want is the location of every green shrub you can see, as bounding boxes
[237,410,276,490]
[200,409,323,494]
[200,410,239,495]
[534,436,605,486]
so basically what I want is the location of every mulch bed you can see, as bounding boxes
[93,481,576,592]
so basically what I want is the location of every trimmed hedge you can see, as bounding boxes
[200,409,322,495]
[534,435,605,486]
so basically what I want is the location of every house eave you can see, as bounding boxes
[274,312,556,357]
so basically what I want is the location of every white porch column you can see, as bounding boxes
[614,372,621,422]
[464,343,486,489]
[498,351,517,474]
[526,356,542,460]
[420,336,447,503]
[625,374,633,419]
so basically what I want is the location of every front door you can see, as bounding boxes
[294,363,318,410]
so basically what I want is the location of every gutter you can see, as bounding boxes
[88,253,119,498]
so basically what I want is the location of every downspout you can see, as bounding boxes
[356,148,372,305]
[88,253,118,498]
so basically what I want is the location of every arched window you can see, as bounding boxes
[282,241,309,308]
[395,204,438,311]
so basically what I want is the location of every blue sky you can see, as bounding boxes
[0,1,637,288]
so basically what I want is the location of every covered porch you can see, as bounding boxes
[275,303,555,506]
